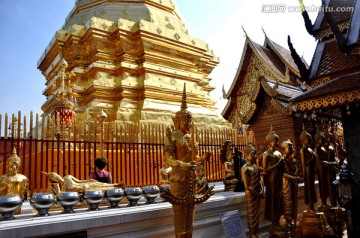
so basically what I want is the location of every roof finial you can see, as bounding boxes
[181,83,187,110]
[261,26,267,39]
[241,25,249,38]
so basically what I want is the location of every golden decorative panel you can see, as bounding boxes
[315,21,350,40]
[310,76,331,88]
[294,89,360,111]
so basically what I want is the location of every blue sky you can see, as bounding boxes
[0,0,318,119]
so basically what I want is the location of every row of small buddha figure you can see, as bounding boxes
[0,148,123,213]
[238,125,341,238]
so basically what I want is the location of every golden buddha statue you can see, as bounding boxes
[0,147,29,201]
[324,128,339,207]
[241,144,264,238]
[159,163,172,184]
[195,164,209,195]
[314,128,329,207]
[42,172,123,195]
[281,140,299,228]
[220,140,238,191]
[299,127,317,213]
[161,83,214,238]
[262,126,285,232]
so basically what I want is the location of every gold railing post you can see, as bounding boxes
[97,109,107,158]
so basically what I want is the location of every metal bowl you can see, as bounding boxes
[84,190,104,211]
[124,187,143,206]
[0,195,23,220]
[142,185,160,204]
[57,192,80,213]
[30,193,55,216]
[106,188,124,208]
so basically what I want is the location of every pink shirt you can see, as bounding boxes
[90,170,112,183]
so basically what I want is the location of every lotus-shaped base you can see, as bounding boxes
[57,192,80,214]
[106,188,124,208]
[143,185,160,204]
[30,193,55,216]
[84,190,104,211]
[125,187,143,206]
[0,195,22,220]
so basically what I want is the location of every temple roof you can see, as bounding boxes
[264,37,308,76]
[290,72,360,111]
[264,77,303,99]
[313,0,355,33]
[225,35,302,99]
[222,35,305,122]
[309,38,360,79]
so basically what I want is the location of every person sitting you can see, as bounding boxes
[90,157,112,184]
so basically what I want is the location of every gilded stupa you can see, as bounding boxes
[38,0,228,128]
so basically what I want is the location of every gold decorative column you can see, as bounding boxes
[97,109,107,158]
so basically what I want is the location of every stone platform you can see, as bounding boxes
[0,183,307,238]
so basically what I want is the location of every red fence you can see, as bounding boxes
[0,111,247,193]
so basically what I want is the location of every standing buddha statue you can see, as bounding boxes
[299,127,317,213]
[262,126,285,233]
[324,127,339,207]
[281,140,299,229]
[241,143,264,238]
[161,83,214,238]
[314,128,329,208]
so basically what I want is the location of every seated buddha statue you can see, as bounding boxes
[220,140,238,191]
[0,147,29,201]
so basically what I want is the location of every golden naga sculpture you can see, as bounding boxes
[42,172,124,195]
[241,144,264,238]
[161,83,214,238]
[220,140,238,191]
[0,147,29,202]
[299,127,317,213]
[281,140,299,229]
[314,128,330,208]
[262,126,286,234]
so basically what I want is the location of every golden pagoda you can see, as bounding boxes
[38,0,227,129]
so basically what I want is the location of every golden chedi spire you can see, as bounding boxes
[38,0,227,130]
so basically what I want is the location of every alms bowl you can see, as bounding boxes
[57,192,80,213]
[106,188,124,208]
[84,190,104,211]
[0,195,23,220]
[30,193,55,216]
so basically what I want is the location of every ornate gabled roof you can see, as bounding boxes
[312,0,355,39]
[264,36,309,77]
[347,0,360,46]
[222,35,306,123]
[290,72,360,111]
[263,77,304,99]
[309,38,360,79]
[314,0,355,31]
[251,41,287,78]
